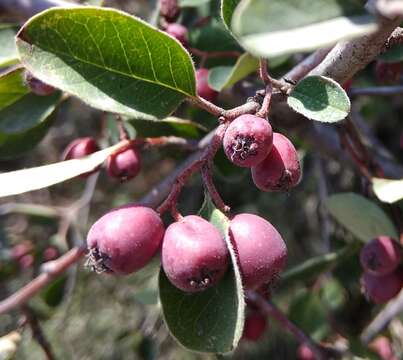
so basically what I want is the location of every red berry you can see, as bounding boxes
[162,215,229,292]
[242,312,267,341]
[297,344,315,360]
[375,61,402,84]
[106,146,141,181]
[251,132,301,192]
[24,71,55,96]
[62,137,99,161]
[159,0,180,22]
[369,336,398,360]
[360,236,401,276]
[196,68,218,102]
[229,213,287,290]
[86,205,165,275]
[360,271,402,304]
[11,242,32,260]
[19,254,34,269]
[165,23,188,47]
[43,247,59,261]
[223,114,273,168]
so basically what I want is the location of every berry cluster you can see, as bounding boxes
[359,236,402,304]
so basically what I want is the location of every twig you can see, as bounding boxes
[361,290,403,344]
[21,305,56,360]
[201,163,230,214]
[246,291,331,360]
[0,203,62,218]
[144,136,200,151]
[349,85,403,96]
[256,84,273,119]
[0,246,86,315]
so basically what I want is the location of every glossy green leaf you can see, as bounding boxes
[372,177,403,204]
[221,0,241,31]
[0,25,18,68]
[159,197,245,353]
[0,67,30,111]
[280,242,359,287]
[0,92,60,159]
[0,142,127,198]
[16,7,196,120]
[41,276,67,307]
[232,0,377,58]
[129,117,206,139]
[287,76,351,122]
[208,53,258,91]
[288,291,330,341]
[326,193,398,242]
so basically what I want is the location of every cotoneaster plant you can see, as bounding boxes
[1,0,402,359]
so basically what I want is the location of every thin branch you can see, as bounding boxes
[0,246,86,315]
[21,306,56,360]
[201,163,230,214]
[349,85,403,96]
[246,291,332,360]
[361,290,403,344]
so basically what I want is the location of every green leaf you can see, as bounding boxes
[0,25,19,68]
[287,75,351,122]
[231,0,377,58]
[179,0,211,7]
[159,197,245,353]
[41,276,67,307]
[280,242,359,287]
[320,279,346,311]
[326,193,398,242]
[0,142,128,198]
[0,92,61,159]
[372,177,403,204]
[288,291,330,341]
[0,67,30,111]
[379,44,403,63]
[129,117,206,139]
[208,53,258,91]
[16,7,196,120]
[221,0,241,31]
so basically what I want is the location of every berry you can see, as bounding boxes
[24,71,55,96]
[375,61,402,84]
[159,0,180,22]
[223,114,273,168]
[19,254,34,269]
[43,247,59,261]
[162,215,229,292]
[196,68,218,102]
[360,271,402,304]
[251,132,301,192]
[86,205,164,275]
[360,236,401,276]
[11,242,32,260]
[369,336,398,360]
[106,146,141,181]
[62,137,99,161]
[165,23,188,47]
[297,344,315,360]
[229,213,287,290]
[242,312,267,341]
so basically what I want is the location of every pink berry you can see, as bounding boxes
[196,68,218,102]
[19,254,34,269]
[106,146,141,181]
[242,312,267,341]
[361,271,402,304]
[360,236,401,276]
[297,344,315,360]
[223,114,273,168]
[24,71,55,96]
[369,336,398,360]
[162,215,229,292]
[159,0,180,22]
[165,23,188,47]
[375,61,402,84]
[251,132,301,192]
[11,242,32,260]
[43,247,59,261]
[229,213,287,290]
[62,137,99,161]
[86,205,165,275]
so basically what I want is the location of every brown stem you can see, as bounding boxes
[0,247,86,315]
[22,306,56,360]
[256,84,273,119]
[201,163,230,214]
[247,291,331,360]
[115,115,130,141]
